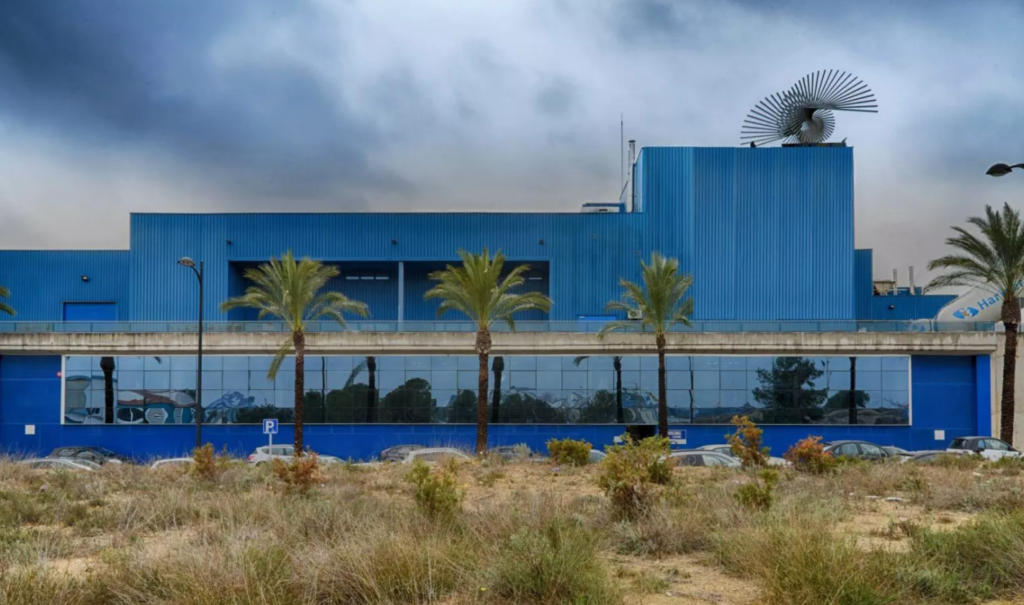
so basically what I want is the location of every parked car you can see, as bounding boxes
[246,445,341,465]
[881,446,912,458]
[696,444,789,466]
[19,458,97,471]
[822,440,889,461]
[402,448,473,464]
[666,450,742,468]
[380,444,426,463]
[490,445,533,461]
[588,449,607,464]
[947,436,1021,461]
[150,457,195,469]
[902,450,971,464]
[47,446,128,465]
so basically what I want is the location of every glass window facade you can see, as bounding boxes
[62,354,911,426]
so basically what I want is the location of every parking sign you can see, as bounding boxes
[263,419,279,435]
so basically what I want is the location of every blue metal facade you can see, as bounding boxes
[0,355,986,459]
[854,248,955,320]
[0,251,129,321]
[0,145,992,458]
[2,147,866,323]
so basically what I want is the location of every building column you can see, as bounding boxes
[976,354,992,437]
[397,261,404,330]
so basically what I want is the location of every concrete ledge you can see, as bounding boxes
[0,330,1000,356]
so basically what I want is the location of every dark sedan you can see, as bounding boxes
[822,440,890,461]
[47,446,129,465]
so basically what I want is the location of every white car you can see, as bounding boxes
[19,458,97,471]
[665,450,742,468]
[246,445,341,465]
[150,457,195,469]
[402,448,473,464]
[696,444,790,467]
[947,436,1022,461]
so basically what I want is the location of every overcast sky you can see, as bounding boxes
[1,0,1022,282]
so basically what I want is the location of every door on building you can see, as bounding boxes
[63,303,117,322]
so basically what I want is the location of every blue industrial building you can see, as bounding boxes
[0,146,989,460]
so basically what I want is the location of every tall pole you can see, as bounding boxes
[196,261,203,449]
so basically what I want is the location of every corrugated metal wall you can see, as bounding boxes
[129,212,646,321]
[855,249,874,319]
[854,248,954,321]
[0,251,129,320]
[636,146,855,320]
[3,147,873,323]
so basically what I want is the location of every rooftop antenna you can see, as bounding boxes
[740,70,878,146]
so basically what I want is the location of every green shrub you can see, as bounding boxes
[546,438,592,467]
[784,436,838,474]
[488,518,619,605]
[715,515,901,605]
[597,436,671,519]
[905,510,1024,601]
[734,468,779,511]
[405,459,463,520]
[987,455,1024,475]
[726,415,770,467]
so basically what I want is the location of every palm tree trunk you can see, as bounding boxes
[100,356,115,424]
[656,334,668,438]
[1002,298,1020,444]
[490,356,504,424]
[476,329,492,454]
[366,356,377,423]
[848,356,858,425]
[293,330,305,455]
[614,357,624,424]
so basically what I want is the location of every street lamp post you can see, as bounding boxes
[178,257,204,449]
[986,163,1024,177]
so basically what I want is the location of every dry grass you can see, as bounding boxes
[0,455,1022,604]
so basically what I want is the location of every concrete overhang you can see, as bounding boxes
[0,330,1000,356]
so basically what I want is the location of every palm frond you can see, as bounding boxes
[267,337,292,380]
[927,203,1024,298]
[600,252,693,339]
[0,285,13,317]
[424,248,553,331]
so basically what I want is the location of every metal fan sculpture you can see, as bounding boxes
[741,70,877,146]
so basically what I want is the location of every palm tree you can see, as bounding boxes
[573,356,625,424]
[599,252,693,438]
[425,249,552,454]
[0,286,13,317]
[221,252,368,454]
[490,356,505,423]
[928,203,1024,445]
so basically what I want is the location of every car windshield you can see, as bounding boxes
[94,448,118,456]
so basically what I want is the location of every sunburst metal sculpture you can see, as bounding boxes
[741,70,878,146]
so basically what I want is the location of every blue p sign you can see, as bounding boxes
[263,419,279,435]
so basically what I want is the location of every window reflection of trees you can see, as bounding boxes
[62,355,910,426]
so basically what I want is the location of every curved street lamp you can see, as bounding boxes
[986,163,1024,177]
[178,257,204,449]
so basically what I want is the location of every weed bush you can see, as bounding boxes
[597,436,671,520]
[784,436,837,474]
[405,459,463,519]
[272,453,325,494]
[488,518,620,605]
[734,468,779,511]
[547,438,592,466]
[726,415,770,467]
[715,514,901,605]
[904,510,1024,601]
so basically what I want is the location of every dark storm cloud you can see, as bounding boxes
[535,77,579,118]
[0,1,411,200]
